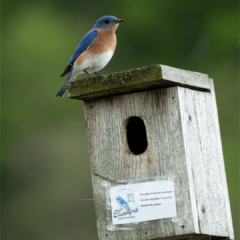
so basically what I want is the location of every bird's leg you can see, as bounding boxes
[84,69,93,77]
[94,72,102,76]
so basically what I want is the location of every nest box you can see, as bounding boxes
[67,64,234,240]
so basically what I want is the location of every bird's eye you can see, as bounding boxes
[104,20,110,24]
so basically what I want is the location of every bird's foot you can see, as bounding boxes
[94,72,102,76]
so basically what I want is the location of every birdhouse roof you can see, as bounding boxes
[66,64,211,101]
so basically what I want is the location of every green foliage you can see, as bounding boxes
[1,1,239,239]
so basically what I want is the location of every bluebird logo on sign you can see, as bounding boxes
[113,189,138,219]
[116,196,132,217]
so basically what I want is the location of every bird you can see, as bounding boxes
[116,196,132,217]
[55,15,124,98]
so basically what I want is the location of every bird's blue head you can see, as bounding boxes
[116,196,122,201]
[93,16,124,30]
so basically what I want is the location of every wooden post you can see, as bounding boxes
[67,64,234,240]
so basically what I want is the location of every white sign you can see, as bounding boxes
[110,180,176,225]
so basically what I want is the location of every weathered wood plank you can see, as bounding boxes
[67,65,210,100]
[208,79,234,240]
[178,85,233,239]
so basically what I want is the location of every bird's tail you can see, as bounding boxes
[55,72,74,98]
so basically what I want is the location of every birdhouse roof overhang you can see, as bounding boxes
[66,64,211,101]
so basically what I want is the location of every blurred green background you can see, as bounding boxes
[1,0,239,239]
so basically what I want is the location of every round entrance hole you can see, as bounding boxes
[126,117,148,155]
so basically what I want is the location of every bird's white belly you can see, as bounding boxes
[74,50,113,75]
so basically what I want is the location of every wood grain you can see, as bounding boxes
[83,85,233,239]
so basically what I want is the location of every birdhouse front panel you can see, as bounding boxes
[84,85,233,240]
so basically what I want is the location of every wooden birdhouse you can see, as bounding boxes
[67,64,234,240]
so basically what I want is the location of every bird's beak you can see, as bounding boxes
[115,19,124,23]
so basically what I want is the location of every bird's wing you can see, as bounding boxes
[121,201,131,211]
[59,29,99,78]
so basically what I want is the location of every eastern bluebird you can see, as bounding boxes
[116,196,132,217]
[55,16,124,98]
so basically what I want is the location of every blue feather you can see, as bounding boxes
[56,30,99,97]
[55,71,74,98]
[59,30,99,78]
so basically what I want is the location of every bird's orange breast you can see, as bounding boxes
[89,27,117,55]
[75,26,117,66]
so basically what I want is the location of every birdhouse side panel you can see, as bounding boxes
[178,83,234,239]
